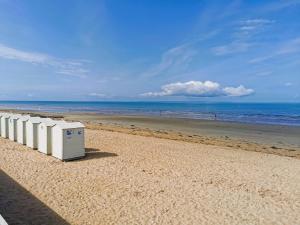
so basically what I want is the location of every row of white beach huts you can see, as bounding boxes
[0,112,85,161]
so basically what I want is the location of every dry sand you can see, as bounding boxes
[1,128,300,225]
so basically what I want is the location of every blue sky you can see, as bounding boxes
[0,0,299,102]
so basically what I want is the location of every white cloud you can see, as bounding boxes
[240,26,257,31]
[241,19,274,26]
[212,17,274,57]
[254,71,273,76]
[262,0,300,12]
[212,42,252,56]
[0,44,49,63]
[223,85,254,97]
[277,38,300,54]
[88,93,106,97]
[237,19,274,39]
[143,43,197,77]
[285,82,293,87]
[141,31,222,78]
[238,19,274,35]
[213,18,274,57]
[142,81,254,97]
[248,55,272,64]
[56,68,89,78]
[249,37,300,63]
[0,43,90,78]
[141,30,221,78]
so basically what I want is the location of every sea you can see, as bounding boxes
[0,101,300,126]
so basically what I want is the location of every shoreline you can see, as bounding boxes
[1,109,300,159]
[2,107,300,128]
[1,102,300,127]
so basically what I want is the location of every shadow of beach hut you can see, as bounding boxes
[80,148,118,161]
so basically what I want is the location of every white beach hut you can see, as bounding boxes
[17,115,31,145]
[0,113,4,136]
[1,114,11,138]
[38,119,66,155]
[8,114,22,141]
[51,122,85,160]
[26,117,43,149]
[0,112,7,136]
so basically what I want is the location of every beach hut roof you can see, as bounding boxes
[40,118,53,122]
[18,115,31,122]
[40,120,56,126]
[10,114,22,119]
[40,119,66,127]
[54,122,85,129]
[2,114,11,118]
[28,117,42,123]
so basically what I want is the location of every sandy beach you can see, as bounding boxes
[1,119,300,224]
[2,109,300,158]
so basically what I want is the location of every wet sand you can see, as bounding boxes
[68,114,300,146]
[1,128,300,224]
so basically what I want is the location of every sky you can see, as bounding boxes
[0,0,299,102]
